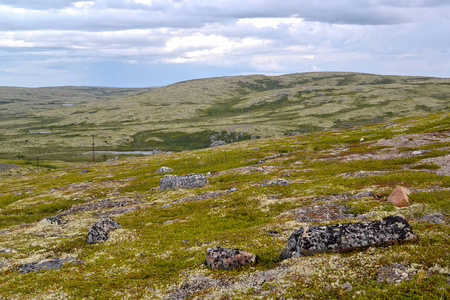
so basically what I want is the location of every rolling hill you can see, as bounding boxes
[0,72,449,162]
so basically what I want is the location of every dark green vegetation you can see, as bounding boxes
[1,72,449,162]
[0,112,449,299]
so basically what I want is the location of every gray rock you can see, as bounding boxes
[205,247,259,270]
[86,216,121,244]
[13,257,83,274]
[281,215,417,259]
[260,179,290,186]
[156,166,174,173]
[39,216,63,225]
[352,191,374,198]
[159,174,209,190]
[210,140,227,147]
[416,214,446,224]
[377,263,412,283]
[283,204,355,223]
[288,132,301,136]
[1,248,20,254]
[80,169,89,173]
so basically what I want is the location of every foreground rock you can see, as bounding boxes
[281,215,417,259]
[387,186,411,207]
[160,174,209,190]
[205,247,259,270]
[14,257,83,274]
[86,216,121,244]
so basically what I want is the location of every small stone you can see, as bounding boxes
[156,166,174,173]
[411,150,426,156]
[80,169,89,173]
[261,179,290,186]
[1,248,20,254]
[360,138,365,142]
[416,214,445,224]
[341,282,353,292]
[228,187,239,193]
[86,216,121,244]
[387,186,411,207]
[205,247,259,270]
[352,191,374,198]
[39,216,63,225]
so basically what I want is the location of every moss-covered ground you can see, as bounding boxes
[0,112,449,299]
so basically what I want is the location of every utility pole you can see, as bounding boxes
[92,134,95,163]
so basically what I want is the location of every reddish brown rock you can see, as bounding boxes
[205,247,259,270]
[387,186,411,207]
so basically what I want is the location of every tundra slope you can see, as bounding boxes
[0,112,449,299]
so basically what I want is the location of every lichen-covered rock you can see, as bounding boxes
[156,166,174,173]
[39,216,63,225]
[13,257,83,274]
[205,247,259,270]
[86,216,121,244]
[281,215,417,259]
[159,174,209,190]
[387,186,411,207]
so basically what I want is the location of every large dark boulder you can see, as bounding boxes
[205,247,259,270]
[159,174,209,190]
[86,216,121,244]
[281,215,417,259]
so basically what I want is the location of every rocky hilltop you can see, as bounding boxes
[0,112,449,299]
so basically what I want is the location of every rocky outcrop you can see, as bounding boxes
[86,216,121,244]
[156,166,174,173]
[13,257,83,274]
[387,186,411,207]
[159,174,209,190]
[281,215,417,259]
[205,247,259,270]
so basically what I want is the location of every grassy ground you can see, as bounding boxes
[1,72,449,161]
[0,112,449,299]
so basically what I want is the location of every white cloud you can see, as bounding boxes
[0,0,449,86]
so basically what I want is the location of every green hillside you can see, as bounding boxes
[0,112,449,299]
[1,72,449,162]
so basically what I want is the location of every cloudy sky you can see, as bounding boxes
[1,0,449,87]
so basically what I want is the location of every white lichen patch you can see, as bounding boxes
[107,228,137,244]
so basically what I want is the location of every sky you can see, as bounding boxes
[1,0,449,87]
